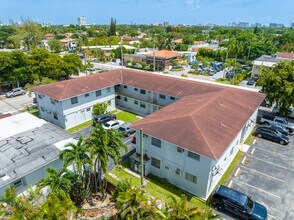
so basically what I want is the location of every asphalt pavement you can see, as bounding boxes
[0,93,35,114]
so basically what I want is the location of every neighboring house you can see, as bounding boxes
[0,112,74,197]
[178,51,196,63]
[252,52,294,78]
[146,50,182,71]
[33,69,264,199]
[81,45,137,59]
[33,72,120,129]
[60,38,76,50]
[44,33,55,41]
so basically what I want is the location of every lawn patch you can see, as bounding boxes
[217,150,243,186]
[115,110,140,123]
[27,107,40,118]
[244,128,256,145]
[215,78,232,85]
[67,120,92,133]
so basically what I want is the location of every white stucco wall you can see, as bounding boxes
[0,159,63,197]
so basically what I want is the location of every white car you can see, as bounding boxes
[102,120,124,130]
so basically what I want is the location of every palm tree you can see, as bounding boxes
[86,124,128,194]
[116,187,157,219]
[167,194,202,219]
[37,168,72,200]
[228,38,243,84]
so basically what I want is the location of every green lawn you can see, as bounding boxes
[217,150,243,186]
[244,128,256,145]
[115,110,141,123]
[27,107,40,118]
[67,120,92,133]
[215,78,232,85]
[106,166,206,210]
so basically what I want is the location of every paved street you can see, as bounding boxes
[220,134,294,220]
[0,93,35,114]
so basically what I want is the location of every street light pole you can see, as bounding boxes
[120,35,124,71]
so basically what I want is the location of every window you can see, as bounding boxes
[117,85,121,87]
[177,147,184,153]
[151,157,160,169]
[96,90,101,97]
[13,178,24,189]
[124,85,128,89]
[187,151,200,161]
[170,96,175,100]
[107,87,111,92]
[134,88,138,91]
[71,97,78,105]
[117,95,121,100]
[134,100,138,105]
[41,106,45,112]
[185,172,197,183]
[140,89,146,94]
[230,147,234,155]
[108,100,111,105]
[176,168,182,175]
[86,107,91,112]
[151,137,161,148]
[124,97,128,102]
[159,94,166,99]
[50,98,56,105]
[38,94,42,99]
[53,112,58,120]
[140,103,146,108]
[85,93,89,97]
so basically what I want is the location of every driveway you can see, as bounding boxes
[226,135,294,219]
[0,93,35,114]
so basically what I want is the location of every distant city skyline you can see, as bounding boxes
[0,0,294,26]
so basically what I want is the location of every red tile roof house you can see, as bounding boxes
[145,50,182,71]
[33,69,264,199]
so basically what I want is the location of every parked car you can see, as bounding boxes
[246,78,255,86]
[118,122,135,137]
[5,88,26,98]
[254,126,289,145]
[92,114,116,125]
[260,115,294,133]
[102,120,124,130]
[210,185,267,220]
[258,124,289,136]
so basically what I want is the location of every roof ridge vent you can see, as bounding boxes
[220,122,230,129]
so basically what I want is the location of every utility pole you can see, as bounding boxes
[140,129,144,187]
[153,43,156,72]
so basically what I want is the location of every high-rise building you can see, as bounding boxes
[238,22,249,28]
[291,22,294,28]
[269,23,284,28]
[163,21,169,27]
[77,16,86,26]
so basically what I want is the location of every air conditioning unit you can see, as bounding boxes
[175,168,182,176]
[164,165,171,170]
[177,147,184,153]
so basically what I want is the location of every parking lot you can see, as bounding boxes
[226,135,294,219]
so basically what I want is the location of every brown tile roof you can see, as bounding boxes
[33,69,264,160]
[60,38,75,43]
[276,52,294,59]
[146,50,181,59]
[131,88,264,160]
[33,71,122,100]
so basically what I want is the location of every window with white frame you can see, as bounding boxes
[41,107,45,112]
[85,93,89,97]
[151,157,160,169]
[170,96,175,100]
[134,100,138,105]
[38,94,42,99]
[86,107,91,112]
[159,94,166,99]
[107,87,111,92]
[140,89,146,94]
[151,137,161,148]
[124,97,128,102]
[12,178,25,189]
[185,172,197,183]
[71,97,78,105]
[50,98,56,105]
[53,112,58,120]
[140,103,146,108]
[187,151,200,161]
[117,95,121,100]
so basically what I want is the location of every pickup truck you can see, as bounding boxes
[260,115,294,133]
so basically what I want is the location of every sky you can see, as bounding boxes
[0,0,294,26]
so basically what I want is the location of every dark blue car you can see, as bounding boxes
[210,185,267,220]
[255,126,289,145]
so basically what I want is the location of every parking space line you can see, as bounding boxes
[268,213,277,219]
[123,138,132,144]
[248,155,288,170]
[240,165,285,183]
[234,179,281,199]
[254,140,291,150]
[254,146,290,159]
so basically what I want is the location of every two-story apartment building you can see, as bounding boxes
[33,69,264,199]
[33,73,121,129]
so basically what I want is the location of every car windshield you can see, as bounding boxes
[118,127,126,131]
[104,123,111,127]
[274,130,283,136]
[246,197,254,211]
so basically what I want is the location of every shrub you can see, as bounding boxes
[181,74,188,77]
